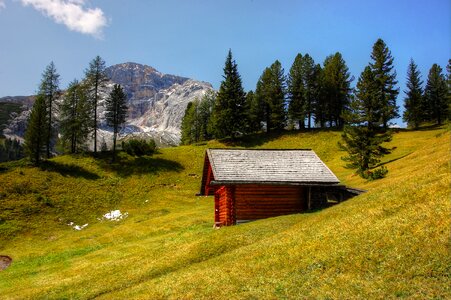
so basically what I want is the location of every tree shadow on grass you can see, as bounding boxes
[220,128,342,148]
[39,160,100,180]
[97,155,184,178]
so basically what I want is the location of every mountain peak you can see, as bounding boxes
[109,62,158,74]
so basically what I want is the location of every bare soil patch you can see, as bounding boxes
[0,255,12,270]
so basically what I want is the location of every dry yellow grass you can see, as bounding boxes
[0,127,449,299]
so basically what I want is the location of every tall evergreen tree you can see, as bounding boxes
[24,95,48,165]
[340,66,392,179]
[59,80,91,153]
[321,52,353,128]
[423,64,448,125]
[105,84,128,161]
[38,62,60,158]
[181,102,195,145]
[447,59,451,119]
[369,39,399,129]
[314,67,327,128]
[245,90,264,132]
[255,67,273,132]
[198,91,216,141]
[180,92,216,145]
[255,61,286,133]
[0,138,24,162]
[287,54,307,129]
[402,59,424,129]
[302,54,318,129]
[268,60,287,130]
[84,56,109,153]
[211,50,247,138]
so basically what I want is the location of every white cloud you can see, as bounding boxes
[21,0,108,38]
[0,0,6,10]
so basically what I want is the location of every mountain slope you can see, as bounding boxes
[0,127,449,299]
[2,63,213,146]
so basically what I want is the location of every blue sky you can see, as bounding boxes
[0,0,450,125]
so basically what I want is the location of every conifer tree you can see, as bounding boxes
[211,50,247,138]
[268,60,287,130]
[340,66,392,180]
[423,64,448,125]
[287,54,307,129]
[447,59,451,118]
[255,67,273,132]
[321,52,353,128]
[198,91,216,141]
[38,62,60,158]
[255,61,286,133]
[402,59,424,129]
[181,102,195,145]
[105,84,127,161]
[84,56,109,153]
[24,95,48,165]
[0,138,24,162]
[369,39,399,129]
[314,69,327,128]
[59,80,91,153]
[245,90,264,132]
[302,54,318,129]
[180,92,216,145]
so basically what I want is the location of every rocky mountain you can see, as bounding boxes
[3,63,214,147]
[0,95,35,107]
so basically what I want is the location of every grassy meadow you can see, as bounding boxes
[0,127,449,299]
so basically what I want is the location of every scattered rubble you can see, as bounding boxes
[67,222,89,231]
[99,210,128,221]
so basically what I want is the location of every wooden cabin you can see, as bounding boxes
[199,149,360,227]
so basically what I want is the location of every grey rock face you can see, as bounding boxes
[103,63,214,146]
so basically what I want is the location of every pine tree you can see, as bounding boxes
[24,95,48,165]
[197,91,216,141]
[255,67,273,133]
[340,66,392,180]
[59,80,91,153]
[369,39,399,129]
[84,56,109,153]
[38,62,60,158]
[321,52,353,128]
[287,54,307,129]
[211,50,247,138]
[447,59,451,119]
[105,84,128,161]
[402,59,424,129]
[0,138,24,162]
[268,60,287,130]
[255,61,286,133]
[181,102,195,145]
[302,54,318,129]
[180,92,216,145]
[423,63,448,125]
[245,90,264,133]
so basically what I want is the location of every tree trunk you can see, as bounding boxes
[94,79,98,154]
[47,95,52,158]
[112,131,117,162]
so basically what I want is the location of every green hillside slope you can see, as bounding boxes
[0,128,449,299]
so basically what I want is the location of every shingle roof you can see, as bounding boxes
[206,149,340,185]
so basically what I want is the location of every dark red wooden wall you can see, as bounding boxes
[214,184,305,226]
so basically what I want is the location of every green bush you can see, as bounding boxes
[121,139,156,157]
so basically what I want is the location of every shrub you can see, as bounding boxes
[122,139,156,157]
[360,166,388,181]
